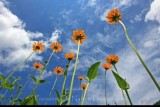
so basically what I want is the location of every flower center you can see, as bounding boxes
[54,46,58,50]
[57,70,60,74]
[76,34,83,40]
[36,66,39,68]
[36,46,40,50]
[112,15,119,22]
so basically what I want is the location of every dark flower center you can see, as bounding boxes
[36,46,40,50]
[76,34,83,40]
[54,46,58,50]
[57,70,61,74]
[112,14,119,22]
[36,66,39,68]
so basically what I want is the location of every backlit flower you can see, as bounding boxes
[50,42,62,53]
[78,76,84,81]
[54,66,64,75]
[106,54,119,65]
[65,52,75,61]
[102,63,112,70]
[81,84,87,90]
[32,41,44,52]
[106,8,122,24]
[71,30,86,44]
[33,62,43,70]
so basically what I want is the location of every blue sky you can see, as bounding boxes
[0,0,160,105]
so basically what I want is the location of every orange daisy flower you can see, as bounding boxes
[54,66,64,75]
[106,54,119,65]
[102,63,112,70]
[65,52,75,61]
[106,8,122,24]
[71,30,86,44]
[32,41,44,52]
[33,62,43,70]
[78,76,84,81]
[81,84,87,90]
[50,42,62,53]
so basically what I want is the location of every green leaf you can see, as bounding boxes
[12,77,21,86]
[30,76,37,83]
[87,62,100,82]
[112,71,130,90]
[63,70,67,77]
[3,83,13,90]
[38,80,47,84]
[56,99,60,105]
[21,94,39,105]
[0,74,5,83]
[55,89,60,99]
[61,100,68,105]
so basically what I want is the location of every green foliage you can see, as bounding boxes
[112,71,130,90]
[21,93,39,105]
[30,76,37,84]
[55,89,68,105]
[87,62,101,83]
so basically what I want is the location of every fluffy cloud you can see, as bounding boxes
[145,0,160,23]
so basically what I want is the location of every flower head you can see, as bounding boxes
[65,52,75,61]
[81,84,87,90]
[71,30,86,44]
[102,63,112,70]
[106,54,119,65]
[32,41,44,52]
[50,42,62,53]
[33,62,43,70]
[78,76,84,81]
[106,8,122,24]
[54,66,64,75]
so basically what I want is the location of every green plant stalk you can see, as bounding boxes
[32,51,55,93]
[80,80,82,103]
[81,83,89,105]
[125,90,133,105]
[67,41,81,105]
[7,51,35,80]
[61,60,71,95]
[13,69,37,104]
[104,70,107,105]
[3,89,8,98]
[119,21,160,91]
[113,64,127,105]
[45,75,58,105]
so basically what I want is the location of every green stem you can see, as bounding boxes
[104,70,107,105]
[67,41,81,105]
[125,90,133,105]
[61,61,71,95]
[119,21,160,91]
[80,80,82,103]
[3,89,8,98]
[7,51,35,80]
[81,83,89,105]
[113,64,127,105]
[45,75,58,105]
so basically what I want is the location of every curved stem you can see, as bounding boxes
[67,41,81,105]
[119,21,160,91]
[61,61,71,95]
[125,90,133,105]
[113,64,127,105]
[7,51,35,80]
[104,70,107,105]
[45,75,58,105]
[81,83,89,105]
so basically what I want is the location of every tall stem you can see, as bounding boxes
[119,21,160,91]
[45,75,58,105]
[104,70,107,105]
[81,83,89,105]
[125,90,133,105]
[67,41,81,105]
[7,51,35,80]
[113,64,127,105]
[61,61,71,95]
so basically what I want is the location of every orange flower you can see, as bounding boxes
[106,54,119,65]
[106,8,122,24]
[65,52,75,61]
[78,76,84,81]
[102,63,112,70]
[50,42,62,53]
[54,66,64,75]
[81,84,87,90]
[71,30,86,44]
[32,41,44,52]
[33,62,43,70]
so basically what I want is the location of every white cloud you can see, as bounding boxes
[145,0,160,23]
